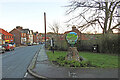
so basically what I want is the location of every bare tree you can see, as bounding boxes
[48,22,60,47]
[66,0,120,34]
[48,22,60,35]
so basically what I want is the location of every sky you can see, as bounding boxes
[0,0,119,34]
[0,0,71,33]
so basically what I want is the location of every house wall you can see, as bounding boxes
[0,34,2,46]
[21,33,27,45]
[10,29,21,46]
[3,35,14,43]
[0,29,14,43]
[33,34,37,43]
[29,30,33,44]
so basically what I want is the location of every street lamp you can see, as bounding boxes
[44,12,46,48]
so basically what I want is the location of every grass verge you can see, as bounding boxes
[46,51,118,68]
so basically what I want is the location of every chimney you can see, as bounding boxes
[36,31,38,33]
[72,25,76,30]
[16,26,23,30]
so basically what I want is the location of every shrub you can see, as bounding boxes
[76,33,119,54]
[52,56,93,68]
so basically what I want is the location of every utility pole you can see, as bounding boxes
[44,12,46,48]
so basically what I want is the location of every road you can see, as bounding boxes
[2,44,41,78]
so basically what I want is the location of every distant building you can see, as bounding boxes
[21,29,30,45]
[0,33,5,45]
[28,30,33,44]
[0,28,14,44]
[10,26,23,46]
[33,32,39,44]
[38,33,42,43]
[10,26,35,46]
[0,33,2,46]
[21,30,27,45]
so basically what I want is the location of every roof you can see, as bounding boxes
[21,29,29,33]
[0,28,13,36]
[42,37,49,39]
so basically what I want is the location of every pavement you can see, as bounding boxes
[28,45,119,79]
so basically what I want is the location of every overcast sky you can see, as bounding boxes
[0,0,119,34]
[0,0,71,33]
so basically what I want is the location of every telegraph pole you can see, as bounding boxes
[44,12,46,48]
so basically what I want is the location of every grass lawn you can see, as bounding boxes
[46,51,118,68]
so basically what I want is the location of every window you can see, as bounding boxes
[9,44,12,46]
[0,36,1,39]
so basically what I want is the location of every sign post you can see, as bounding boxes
[66,32,78,47]
[65,32,83,61]
[50,38,54,54]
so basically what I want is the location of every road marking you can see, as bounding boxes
[68,71,71,77]
[24,72,28,78]
[68,71,77,78]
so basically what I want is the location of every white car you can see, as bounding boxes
[0,45,5,53]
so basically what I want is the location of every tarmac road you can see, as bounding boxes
[2,44,41,78]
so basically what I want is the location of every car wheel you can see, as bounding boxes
[2,51,4,53]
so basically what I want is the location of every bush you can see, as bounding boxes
[52,56,93,68]
[99,34,119,54]
[76,33,119,54]
[47,33,119,54]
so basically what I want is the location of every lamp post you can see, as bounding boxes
[44,12,46,48]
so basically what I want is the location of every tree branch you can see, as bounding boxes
[111,22,120,30]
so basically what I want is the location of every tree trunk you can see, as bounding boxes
[103,2,109,34]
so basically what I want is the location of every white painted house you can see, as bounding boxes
[0,33,2,46]
[28,30,33,44]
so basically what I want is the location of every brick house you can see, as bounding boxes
[37,33,42,43]
[0,28,14,44]
[10,26,34,46]
[33,32,39,44]
[10,26,23,46]
[10,26,31,46]
[21,29,30,44]
[21,30,27,45]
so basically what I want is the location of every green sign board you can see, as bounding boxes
[66,32,78,45]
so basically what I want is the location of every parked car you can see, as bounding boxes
[27,43,32,46]
[9,43,16,47]
[0,45,5,53]
[33,42,37,45]
[3,44,15,51]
